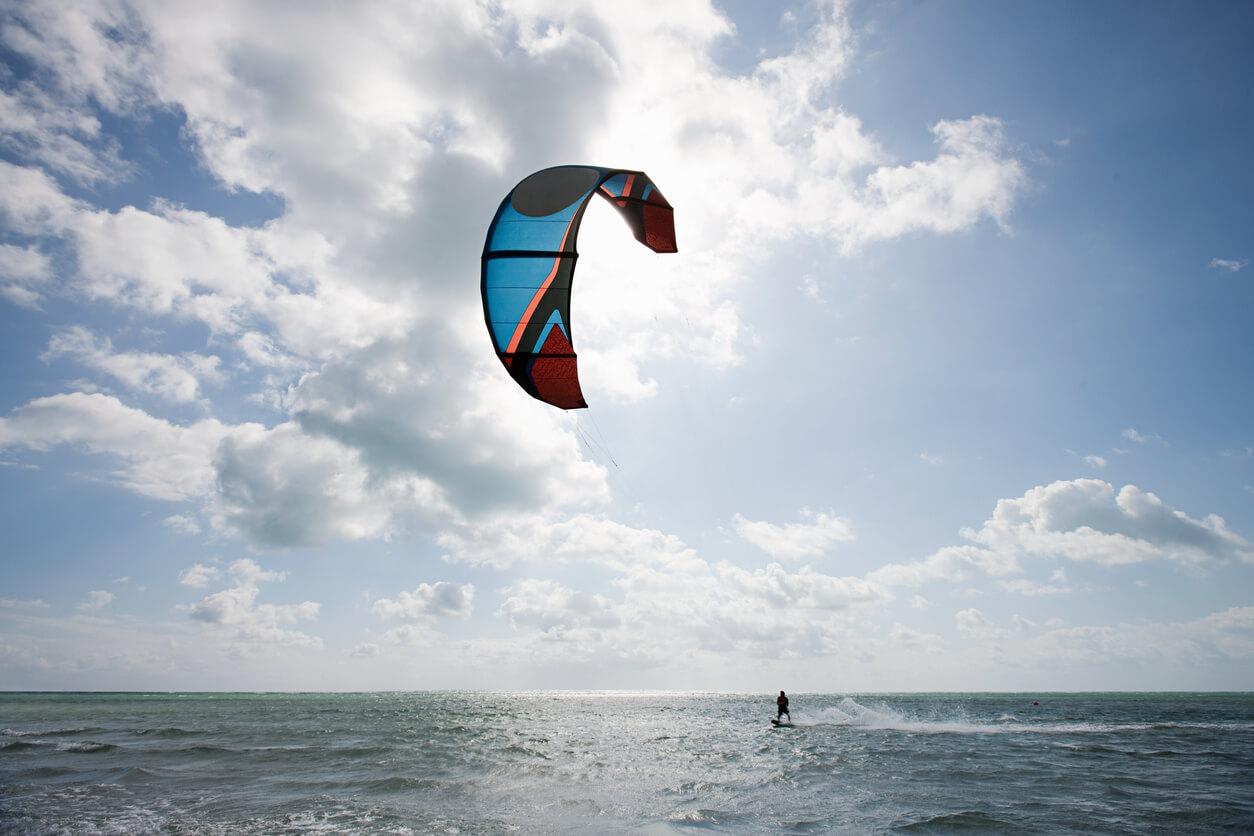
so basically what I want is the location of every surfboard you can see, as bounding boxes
[771,718,794,727]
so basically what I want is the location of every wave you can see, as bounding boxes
[1,738,116,753]
[3,726,96,737]
[132,726,206,738]
[55,741,116,753]
[1,739,42,752]
[892,809,1014,831]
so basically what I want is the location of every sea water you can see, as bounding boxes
[2,691,1252,833]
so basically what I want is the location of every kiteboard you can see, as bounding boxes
[771,718,795,727]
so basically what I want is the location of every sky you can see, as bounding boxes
[0,0,1252,693]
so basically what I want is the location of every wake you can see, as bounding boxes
[790,697,1158,735]
[792,697,986,733]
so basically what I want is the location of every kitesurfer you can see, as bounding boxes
[776,691,790,721]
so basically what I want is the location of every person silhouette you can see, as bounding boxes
[776,690,790,721]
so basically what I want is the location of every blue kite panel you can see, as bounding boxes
[483,260,555,348]
[600,173,629,195]
[486,198,590,252]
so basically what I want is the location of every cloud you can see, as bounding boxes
[284,338,609,520]
[835,115,1028,251]
[440,512,697,570]
[165,514,201,535]
[43,326,223,404]
[372,582,474,622]
[1010,606,1254,670]
[964,479,1253,568]
[0,171,409,363]
[1002,568,1072,597]
[868,543,1021,588]
[486,556,886,665]
[0,0,1030,558]
[0,598,50,610]
[209,423,437,548]
[955,607,1002,640]
[888,622,944,650]
[178,563,219,588]
[1209,258,1248,272]
[1122,428,1166,445]
[732,508,855,559]
[77,590,114,612]
[377,624,443,647]
[0,392,241,501]
[869,479,1253,589]
[498,579,620,633]
[715,561,883,610]
[0,160,83,235]
[802,276,823,301]
[0,243,51,308]
[184,559,321,652]
[0,380,606,553]
[0,34,138,185]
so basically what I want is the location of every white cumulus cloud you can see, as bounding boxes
[184,559,321,653]
[868,478,1252,592]
[733,508,855,559]
[372,582,474,622]
[178,563,219,588]
[43,326,222,404]
[965,479,1253,567]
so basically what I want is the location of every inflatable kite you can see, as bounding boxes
[481,165,677,409]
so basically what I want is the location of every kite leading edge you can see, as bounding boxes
[481,165,677,409]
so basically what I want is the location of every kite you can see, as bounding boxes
[481,165,677,409]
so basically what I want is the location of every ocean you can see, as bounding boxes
[2,691,1252,834]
